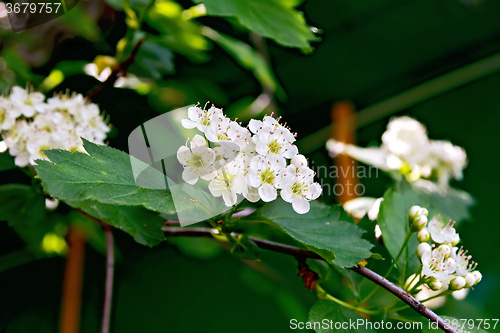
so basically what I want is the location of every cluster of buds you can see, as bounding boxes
[409,205,481,292]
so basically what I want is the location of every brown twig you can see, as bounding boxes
[86,38,146,100]
[59,228,86,333]
[101,225,115,333]
[162,226,458,333]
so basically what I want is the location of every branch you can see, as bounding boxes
[162,226,458,333]
[101,225,115,333]
[86,37,146,101]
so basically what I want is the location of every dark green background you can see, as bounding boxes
[1,0,499,331]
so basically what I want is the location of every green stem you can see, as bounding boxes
[359,228,413,305]
[316,285,379,315]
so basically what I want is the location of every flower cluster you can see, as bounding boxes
[410,205,481,291]
[327,116,467,186]
[178,104,322,214]
[0,86,111,167]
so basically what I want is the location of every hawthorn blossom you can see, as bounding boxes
[9,86,46,117]
[451,246,478,276]
[181,105,222,132]
[177,135,216,185]
[208,157,246,206]
[427,217,459,244]
[0,87,111,167]
[179,105,323,213]
[204,113,250,151]
[421,247,457,281]
[252,124,297,158]
[246,155,288,202]
[280,163,322,214]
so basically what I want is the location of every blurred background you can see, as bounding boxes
[0,0,500,331]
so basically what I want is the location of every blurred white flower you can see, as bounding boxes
[0,86,111,167]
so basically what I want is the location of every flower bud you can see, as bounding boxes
[419,208,429,217]
[472,271,482,285]
[417,242,432,258]
[450,233,460,246]
[464,273,475,288]
[417,228,430,242]
[437,244,451,257]
[409,205,422,222]
[428,278,442,291]
[412,215,428,231]
[450,276,466,290]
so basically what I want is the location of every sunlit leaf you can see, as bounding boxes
[246,199,373,268]
[194,0,317,48]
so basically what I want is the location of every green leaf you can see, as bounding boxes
[204,29,283,95]
[0,184,45,226]
[247,199,373,268]
[34,139,194,215]
[145,1,209,61]
[67,200,166,247]
[194,0,317,48]
[229,234,261,260]
[378,181,422,277]
[308,300,376,332]
[422,316,489,333]
[129,40,175,79]
[0,184,65,250]
[412,182,474,223]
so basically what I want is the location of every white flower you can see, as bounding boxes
[427,217,458,244]
[9,86,46,117]
[381,116,429,165]
[428,140,467,185]
[205,113,250,151]
[451,246,477,276]
[208,157,247,207]
[177,135,216,185]
[280,165,321,214]
[181,105,223,132]
[0,97,18,130]
[421,247,457,281]
[252,124,297,158]
[246,155,288,202]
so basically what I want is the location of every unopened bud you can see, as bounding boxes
[450,276,466,290]
[464,273,475,288]
[417,228,430,243]
[412,215,428,231]
[472,271,482,285]
[428,278,442,291]
[409,205,422,222]
[420,208,429,217]
[417,242,431,258]
[437,244,451,257]
[450,233,460,246]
